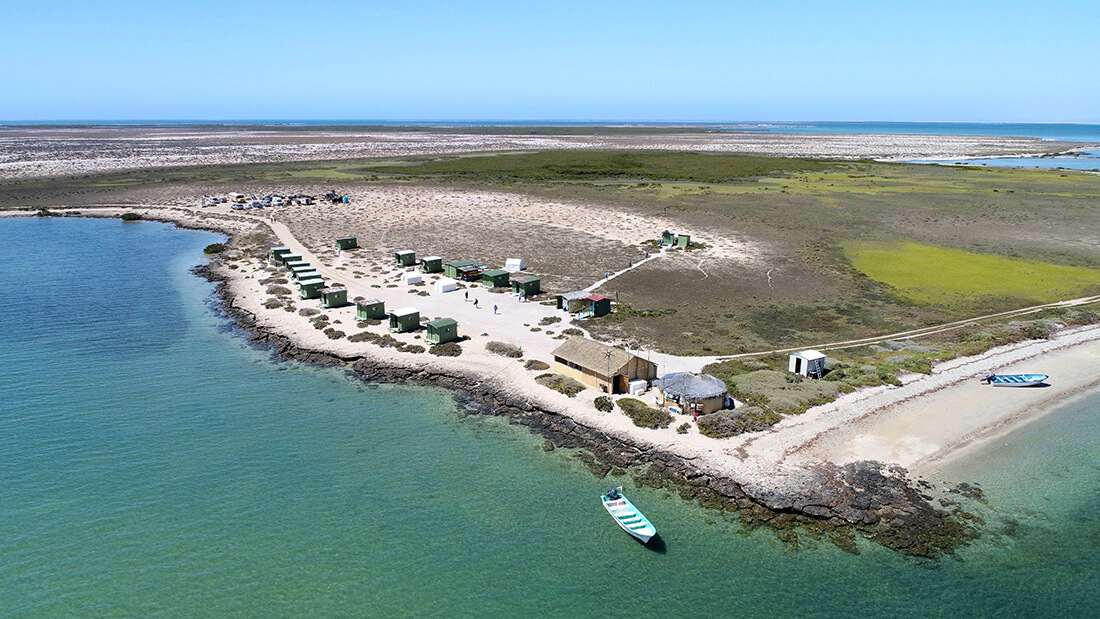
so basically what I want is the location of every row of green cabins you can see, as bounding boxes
[393,250,542,297]
[270,245,459,344]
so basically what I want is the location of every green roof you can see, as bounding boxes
[427,318,457,328]
[483,269,509,277]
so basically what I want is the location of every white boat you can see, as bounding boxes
[981,373,1049,387]
[602,487,657,543]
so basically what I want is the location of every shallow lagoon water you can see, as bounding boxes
[1,217,1097,616]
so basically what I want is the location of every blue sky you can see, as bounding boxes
[2,0,1097,121]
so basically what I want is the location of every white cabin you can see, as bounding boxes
[505,258,525,272]
[434,277,458,293]
[789,350,826,378]
[401,272,423,285]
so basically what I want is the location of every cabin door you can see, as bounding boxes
[794,358,803,375]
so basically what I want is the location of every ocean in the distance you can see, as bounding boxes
[1,217,1097,616]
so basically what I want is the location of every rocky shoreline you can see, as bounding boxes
[195,248,980,558]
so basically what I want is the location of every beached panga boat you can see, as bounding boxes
[602,487,657,543]
[981,373,1049,387]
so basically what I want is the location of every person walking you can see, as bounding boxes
[493,304,498,314]
[465,290,469,301]
[473,299,479,309]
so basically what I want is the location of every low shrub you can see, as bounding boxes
[539,316,562,326]
[676,422,691,434]
[204,243,227,254]
[323,328,346,340]
[260,277,290,285]
[429,342,463,357]
[697,407,780,438]
[486,341,523,358]
[299,308,320,317]
[262,298,282,309]
[593,396,613,412]
[617,398,673,429]
[535,373,585,397]
[524,360,550,371]
[120,212,142,221]
[560,328,583,337]
[266,285,292,296]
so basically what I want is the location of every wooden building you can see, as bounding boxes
[586,295,612,317]
[445,260,483,281]
[270,246,292,261]
[420,256,443,273]
[388,307,420,333]
[298,278,326,299]
[281,253,303,265]
[550,337,658,394]
[320,286,348,308]
[356,298,385,320]
[481,269,510,288]
[394,250,417,267]
[556,291,590,313]
[285,260,310,272]
[336,236,358,250]
[511,275,541,296]
[293,268,319,281]
[425,318,459,344]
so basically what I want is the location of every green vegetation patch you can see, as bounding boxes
[535,373,585,397]
[617,398,673,429]
[846,241,1100,309]
[358,151,845,183]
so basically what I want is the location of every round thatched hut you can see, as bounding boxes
[654,372,728,415]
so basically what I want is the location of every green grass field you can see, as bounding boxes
[845,241,1100,309]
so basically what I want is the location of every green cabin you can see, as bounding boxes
[511,275,541,296]
[281,253,303,265]
[444,259,480,280]
[320,286,348,308]
[388,307,420,333]
[299,278,326,299]
[425,318,459,345]
[587,294,612,317]
[336,236,358,250]
[660,230,676,246]
[271,246,292,261]
[394,250,417,267]
[420,256,443,273]
[676,234,691,248]
[481,269,510,288]
[290,262,314,275]
[285,260,310,273]
[356,298,386,320]
[293,267,319,281]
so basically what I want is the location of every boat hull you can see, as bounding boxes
[602,492,656,543]
[985,373,1048,387]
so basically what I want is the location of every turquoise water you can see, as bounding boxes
[1,217,1097,616]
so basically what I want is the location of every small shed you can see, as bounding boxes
[401,272,423,285]
[389,307,420,333]
[271,246,292,261]
[281,253,303,265]
[557,291,590,313]
[320,286,348,308]
[285,260,310,272]
[587,295,612,317]
[511,275,541,296]
[298,278,326,299]
[290,263,314,275]
[434,278,458,293]
[789,350,826,378]
[425,318,459,344]
[394,250,417,267]
[356,298,385,320]
[445,260,481,280]
[336,236,358,250]
[660,230,676,246]
[293,268,319,281]
[481,269,510,288]
[676,234,691,248]
[505,258,525,272]
[654,372,728,415]
[551,337,658,394]
[420,256,443,273]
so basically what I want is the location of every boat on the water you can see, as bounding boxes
[602,487,657,543]
[981,373,1049,387]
